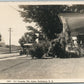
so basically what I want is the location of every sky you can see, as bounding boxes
[0,3,37,45]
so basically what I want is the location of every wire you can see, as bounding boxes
[8,5,22,12]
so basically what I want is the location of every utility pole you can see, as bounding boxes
[9,28,12,53]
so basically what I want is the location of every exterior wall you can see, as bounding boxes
[77,34,84,46]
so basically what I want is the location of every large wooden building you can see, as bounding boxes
[77,34,84,46]
[59,13,84,46]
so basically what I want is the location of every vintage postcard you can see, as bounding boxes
[0,1,84,83]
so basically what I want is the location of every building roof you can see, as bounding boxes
[59,13,84,36]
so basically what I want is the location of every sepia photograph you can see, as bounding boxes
[0,1,84,82]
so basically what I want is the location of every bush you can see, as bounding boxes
[47,38,69,58]
[29,41,50,59]
[5,45,9,48]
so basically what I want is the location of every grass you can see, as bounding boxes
[0,46,21,54]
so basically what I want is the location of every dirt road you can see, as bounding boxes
[0,56,84,79]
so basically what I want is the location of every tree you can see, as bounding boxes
[19,26,41,47]
[19,32,37,47]
[0,34,1,41]
[19,5,84,58]
[19,5,65,40]
[19,36,26,48]
[19,5,84,40]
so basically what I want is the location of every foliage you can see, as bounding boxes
[18,25,47,47]
[18,26,38,47]
[19,5,84,58]
[29,41,50,59]
[19,5,84,40]
[27,26,39,33]
[19,36,26,48]
[19,5,64,40]
[5,45,9,48]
